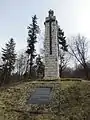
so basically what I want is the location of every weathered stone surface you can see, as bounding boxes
[44,10,60,79]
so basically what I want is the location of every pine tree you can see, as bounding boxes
[1,38,16,84]
[26,15,39,78]
[58,27,68,77]
[58,27,68,51]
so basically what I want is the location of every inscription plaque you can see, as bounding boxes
[28,87,52,104]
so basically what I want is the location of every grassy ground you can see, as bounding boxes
[0,79,90,120]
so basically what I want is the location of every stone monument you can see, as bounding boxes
[44,10,59,80]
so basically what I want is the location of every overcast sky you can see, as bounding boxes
[0,0,90,53]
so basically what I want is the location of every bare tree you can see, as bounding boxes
[16,52,28,79]
[69,34,89,79]
[59,49,70,77]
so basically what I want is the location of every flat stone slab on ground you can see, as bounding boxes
[28,87,52,104]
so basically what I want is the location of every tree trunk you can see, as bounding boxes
[29,64,32,78]
[59,67,62,78]
[83,63,88,80]
[29,56,33,79]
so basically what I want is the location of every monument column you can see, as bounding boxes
[44,10,59,80]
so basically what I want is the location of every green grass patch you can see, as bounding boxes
[61,78,83,81]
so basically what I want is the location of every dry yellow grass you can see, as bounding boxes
[0,80,90,120]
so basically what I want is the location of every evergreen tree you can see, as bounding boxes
[58,27,68,77]
[26,15,39,78]
[36,55,44,78]
[1,38,16,84]
[58,27,68,51]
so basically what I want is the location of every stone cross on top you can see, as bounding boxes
[48,9,54,17]
[45,9,55,55]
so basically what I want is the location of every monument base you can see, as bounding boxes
[43,76,60,81]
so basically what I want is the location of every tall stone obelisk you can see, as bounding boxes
[44,10,59,80]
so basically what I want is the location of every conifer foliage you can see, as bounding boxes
[26,15,39,77]
[36,55,44,78]
[58,27,68,78]
[1,38,16,84]
[58,27,68,52]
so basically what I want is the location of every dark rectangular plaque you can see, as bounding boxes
[49,20,52,54]
[28,87,52,104]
